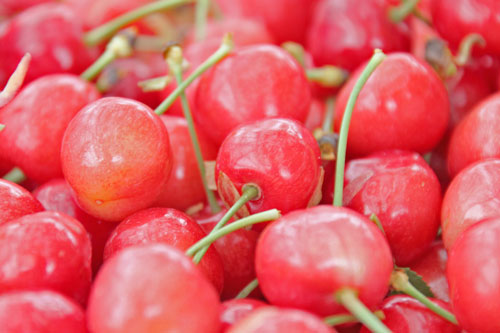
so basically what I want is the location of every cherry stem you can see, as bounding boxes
[454,33,486,66]
[335,288,391,333]
[306,66,348,88]
[235,278,259,299]
[192,184,259,264]
[154,33,233,115]
[324,310,385,327]
[322,97,336,133]
[281,42,306,67]
[0,53,31,108]
[84,0,194,46]
[168,46,221,214]
[195,0,210,41]
[333,49,386,207]
[388,0,420,23]
[0,124,4,131]
[369,213,386,236]
[186,208,281,258]
[2,167,26,183]
[391,270,458,325]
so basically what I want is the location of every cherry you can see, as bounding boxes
[104,207,224,293]
[219,298,267,332]
[0,290,86,333]
[87,243,221,333]
[0,178,43,225]
[0,211,91,305]
[447,217,500,332]
[343,150,442,265]
[441,159,500,249]
[194,44,311,145]
[304,98,326,132]
[334,53,449,157]
[0,74,100,183]
[0,0,55,16]
[360,295,459,333]
[61,96,172,222]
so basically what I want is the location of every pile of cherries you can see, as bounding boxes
[1,0,500,332]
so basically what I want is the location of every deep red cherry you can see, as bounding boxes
[0,290,86,333]
[0,74,100,183]
[0,211,91,305]
[0,0,55,16]
[343,150,442,265]
[360,295,459,333]
[447,217,500,332]
[0,179,43,225]
[103,207,224,294]
[256,205,393,316]
[307,0,410,71]
[32,179,117,276]
[219,299,267,333]
[61,97,172,222]
[441,159,500,249]
[304,99,325,132]
[87,244,221,333]
[194,45,311,145]
[334,53,449,157]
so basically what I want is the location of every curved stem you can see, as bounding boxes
[333,49,386,207]
[235,278,259,299]
[324,311,385,327]
[388,0,420,23]
[195,0,210,41]
[84,0,194,46]
[369,213,386,236]
[0,53,31,108]
[322,97,336,134]
[154,33,233,115]
[454,33,486,66]
[3,167,26,183]
[186,208,281,258]
[336,288,391,333]
[281,42,306,67]
[81,51,116,82]
[306,66,347,88]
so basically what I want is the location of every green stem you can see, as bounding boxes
[168,46,221,214]
[333,49,386,207]
[84,0,194,46]
[306,66,347,88]
[81,51,116,82]
[454,33,486,66]
[154,34,233,115]
[195,0,210,41]
[0,124,4,132]
[186,208,281,257]
[3,167,26,183]
[324,311,384,327]
[388,0,420,23]
[192,184,259,263]
[335,288,391,333]
[369,213,386,236]
[235,278,259,299]
[281,42,306,67]
[322,97,336,134]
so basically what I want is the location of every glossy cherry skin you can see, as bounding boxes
[0,211,91,305]
[343,150,442,265]
[0,290,86,333]
[215,118,322,221]
[256,205,393,316]
[0,179,43,225]
[447,217,500,332]
[227,306,337,333]
[360,295,459,333]
[194,45,311,145]
[104,207,224,294]
[87,244,221,333]
[61,97,172,222]
[32,179,117,276]
[334,53,449,157]
[219,299,267,332]
[0,3,96,87]
[0,74,100,183]
[432,0,500,56]
[441,159,500,249]
[0,0,55,16]
[307,0,410,71]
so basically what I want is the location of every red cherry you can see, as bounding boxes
[194,45,311,145]
[87,244,221,333]
[441,159,500,249]
[343,150,442,265]
[0,179,43,225]
[304,98,326,132]
[0,74,100,183]
[0,0,55,16]
[256,205,393,316]
[334,53,449,157]
[0,290,86,333]
[61,97,172,222]
[447,217,500,332]
[104,207,224,293]
[219,298,267,332]
[0,211,91,305]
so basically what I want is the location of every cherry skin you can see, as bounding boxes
[0,0,56,16]
[334,53,449,157]
[219,299,267,333]
[343,150,442,265]
[256,205,393,316]
[359,295,459,333]
[61,97,172,222]
[441,159,500,249]
[194,45,311,145]
[0,290,86,333]
[103,207,224,294]
[0,179,43,225]
[87,243,221,333]
[304,98,326,132]
[307,0,410,71]
[0,74,100,183]
[447,217,500,332]
[0,211,91,305]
